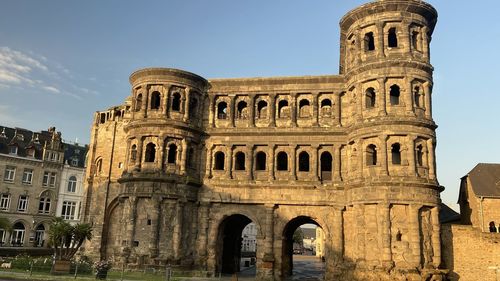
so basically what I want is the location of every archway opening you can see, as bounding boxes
[217,214,256,277]
[282,216,325,280]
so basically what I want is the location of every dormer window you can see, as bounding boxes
[9,146,18,155]
[71,159,79,166]
[26,148,35,158]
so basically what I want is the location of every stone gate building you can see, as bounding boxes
[83,1,446,280]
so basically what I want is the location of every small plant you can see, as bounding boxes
[93,260,112,272]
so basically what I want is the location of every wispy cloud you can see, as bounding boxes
[43,85,61,94]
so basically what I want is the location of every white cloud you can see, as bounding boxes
[43,86,61,94]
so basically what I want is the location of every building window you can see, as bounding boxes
[299,99,311,118]
[412,31,421,51]
[237,101,248,119]
[214,151,225,170]
[34,224,45,247]
[167,144,177,164]
[235,152,246,171]
[4,166,15,182]
[26,148,35,158]
[390,85,400,105]
[364,32,375,51]
[22,169,33,185]
[320,152,333,181]
[298,151,310,172]
[67,176,77,193]
[257,100,268,118]
[135,94,143,111]
[130,144,137,162]
[61,201,77,220]
[51,152,59,162]
[277,152,288,171]
[9,146,18,155]
[278,100,289,118]
[17,195,28,212]
[388,27,398,48]
[38,196,51,214]
[365,88,376,108]
[255,152,267,171]
[320,99,332,117]
[10,222,25,246]
[145,143,156,162]
[186,147,195,168]
[150,91,161,110]
[416,144,424,166]
[43,172,57,187]
[0,228,6,246]
[0,194,11,211]
[95,159,102,174]
[414,86,422,108]
[217,102,228,119]
[189,98,198,118]
[171,93,181,111]
[391,143,402,165]
[366,144,378,166]
[71,158,79,166]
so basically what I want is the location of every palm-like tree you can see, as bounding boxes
[48,217,92,261]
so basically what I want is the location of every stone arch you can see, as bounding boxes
[256,99,268,119]
[103,196,125,259]
[298,99,311,118]
[277,99,290,119]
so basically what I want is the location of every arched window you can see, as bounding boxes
[277,152,288,171]
[256,152,267,171]
[145,143,156,162]
[95,158,102,174]
[150,91,161,110]
[366,144,377,166]
[235,152,246,170]
[135,94,142,111]
[237,101,248,119]
[390,85,400,105]
[320,99,332,117]
[298,151,310,172]
[320,152,333,180]
[414,86,422,108]
[11,222,25,246]
[365,88,376,108]
[167,144,177,164]
[130,144,137,162]
[257,100,268,118]
[171,93,181,111]
[214,151,225,170]
[278,100,289,118]
[391,143,401,165]
[217,102,228,119]
[416,144,424,166]
[299,99,310,118]
[388,28,398,48]
[67,176,77,192]
[364,32,375,51]
[38,193,51,214]
[100,113,106,124]
[321,99,332,108]
[189,98,198,118]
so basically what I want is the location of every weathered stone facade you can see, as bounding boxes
[83,1,446,280]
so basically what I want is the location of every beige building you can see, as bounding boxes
[83,1,446,280]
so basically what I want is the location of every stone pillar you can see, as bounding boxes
[141,85,148,118]
[291,93,298,127]
[248,94,256,127]
[268,145,275,181]
[197,202,210,268]
[424,82,432,119]
[332,207,344,258]
[422,26,430,60]
[206,144,214,179]
[134,138,144,170]
[326,206,344,280]
[407,136,417,176]
[355,204,366,263]
[431,205,441,268]
[401,20,411,55]
[149,197,162,258]
[173,201,184,260]
[157,138,165,171]
[208,95,215,128]
[312,93,319,126]
[226,146,233,179]
[124,139,132,172]
[358,84,364,120]
[376,22,384,58]
[333,145,341,181]
[334,92,341,126]
[183,87,191,122]
[269,94,276,127]
[378,203,393,267]
[127,196,138,247]
[163,84,169,116]
[262,204,276,277]
[358,140,364,179]
[408,204,422,267]
[246,144,254,180]
[180,139,188,174]
[379,135,389,176]
[312,145,319,181]
[290,145,297,180]
[427,139,436,179]
[230,95,236,127]
[378,78,387,116]
[406,77,415,115]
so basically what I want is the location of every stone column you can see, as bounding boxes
[180,139,188,175]
[406,78,415,115]
[206,144,214,179]
[378,203,393,267]
[269,94,276,127]
[422,26,430,60]
[355,204,366,263]
[334,92,341,126]
[378,78,387,116]
[141,85,148,118]
[401,20,411,55]
[431,206,441,268]
[268,145,275,181]
[262,204,276,277]
[291,93,298,127]
[407,136,417,176]
[427,139,436,179]
[332,207,344,258]
[408,204,422,267]
[124,139,132,172]
[246,144,254,180]
[357,83,364,120]
[149,197,162,258]
[163,84,169,116]
[183,87,191,122]
[197,202,210,268]
[173,201,184,260]
[157,138,165,171]
[208,95,215,128]
[127,196,138,247]
[134,137,144,170]
[358,139,364,179]
[312,93,319,126]
[333,145,341,181]
[423,82,432,119]
[248,94,256,127]
[226,146,233,179]
[290,145,297,180]
[376,22,384,58]
[312,145,319,181]
[230,95,236,127]
[379,135,389,176]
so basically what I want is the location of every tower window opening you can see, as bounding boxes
[135,94,142,112]
[257,100,268,118]
[320,152,333,181]
[298,151,310,172]
[277,152,288,171]
[390,85,400,105]
[299,99,310,118]
[365,88,376,108]
[278,100,289,118]
[167,144,177,164]
[366,144,377,166]
[187,147,194,168]
[235,152,246,170]
[189,98,198,118]
[364,32,375,51]
[391,143,401,165]
[171,93,181,111]
[412,31,421,51]
[100,113,106,124]
[145,143,156,163]
[214,151,225,170]
[150,91,161,110]
[388,28,398,48]
[320,99,332,117]
[416,144,424,166]
[256,152,267,171]
[414,86,422,108]
[217,102,228,119]
[130,144,137,162]
[237,101,248,119]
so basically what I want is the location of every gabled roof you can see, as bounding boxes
[439,203,461,224]
[0,126,53,159]
[465,163,500,198]
[63,143,88,168]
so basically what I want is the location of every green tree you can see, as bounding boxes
[48,217,93,261]
[292,228,304,246]
[0,217,12,231]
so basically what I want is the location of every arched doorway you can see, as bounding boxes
[216,214,256,277]
[34,224,45,247]
[282,216,325,280]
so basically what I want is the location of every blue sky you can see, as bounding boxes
[1,0,499,209]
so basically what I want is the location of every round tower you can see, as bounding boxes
[339,1,444,279]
